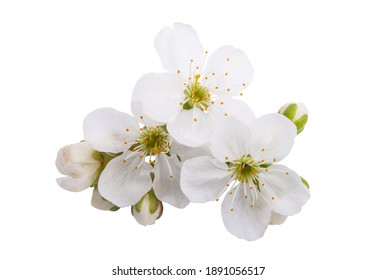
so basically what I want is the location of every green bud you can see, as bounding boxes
[278,102,308,134]
[300,176,310,189]
[131,189,163,226]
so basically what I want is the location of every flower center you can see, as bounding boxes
[229,155,260,184]
[183,74,211,111]
[137,126,170,156]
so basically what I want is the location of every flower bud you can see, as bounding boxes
[91,187,119,211]
[131,190,163,226]
[278,102,308,134]
[55,142,100,192]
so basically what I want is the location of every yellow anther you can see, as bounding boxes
[194,118,198,122]
[240,93,243,96]
[220,101,224,105]
[140,116,144,120]
[169,175,173,179]
[265,169,268,172]
[124,141,127,144]
[227,57,230,61]
[225,72,228,76]
[177,70,181,74]
[242,83,246,87]
[229,191,233,195]
[216,198,219,202]
[230,208,234,212]
[224,113,228,116]
[272,196,275,200]
[225,156,229,160]
[215,86,219,90]
[250,204,254,208]
[273,158,277,162]
[123,160,127,163]
[262,148,265,152]
[126,128,130,132]
[286,172,289,175]
[212,72,215,76]
[249,186,253,190]
[245,195,248,199]
[227,88,230,92]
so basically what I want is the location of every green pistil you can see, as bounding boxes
[136,126,170,156]
[229,155,260,183]
[183,74,211,110]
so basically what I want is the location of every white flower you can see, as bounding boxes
[131,190,163,226]
[83,107,190,209]
[56,142,100,192]
[181,115,310,241]
[132,22,255,147]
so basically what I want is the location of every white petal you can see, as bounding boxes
[249,114,296,163]
[204,46,253,96]
[131,99,162,127]
[83,108,140,153]
[212,97,256,128]
[167,109,215,147]
[91,187,117,211]
[98,152,153,207]
[221,185,271,241]
[153,154,189,208]
[169,141,211,162]
[269,212,288,225]
[259,165,310,216]
[210,117,252,162]
[56,173,95,192]
[155,22,203,79]
[132,73,184,123]
[181,156,231,203]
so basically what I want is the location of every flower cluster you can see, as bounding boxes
[56,23,310,241]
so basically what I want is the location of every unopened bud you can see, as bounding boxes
[278,102,308,134]
[131,190,163,226]
[91,187,119,211]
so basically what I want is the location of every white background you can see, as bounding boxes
[1,0,376,279]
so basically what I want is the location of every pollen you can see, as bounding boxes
[205,51,208,54]
[242,83,246,87]
[265,169,268,172]
[194,118,198,122]
[126,128,130,132]
[227,168,231,172]
[250,204,254,208]
[139,155,143,159]
[123,160,127,163]
[169,175,173,179]
[272,196,275,200]
[262,148,265,152]
[229,191,233,195]
[245,195,248,199]
[140,116,144,120]
[190,59,194,62]
[124,141,127,144]
[212,72,215,76]
[211,101,215,104]
[179,102,183,106]
[216,198,219,202]
[273,158,277,162]
[249,186,253,190]
[286,172,289,175]
[240,93,243,96]
[262,183,265,187]
[230,208,234,212]
[224,113,228,116]
[225,72,228,76]
[225,156,229,160]
[226,183,230,187]
[134,166,138,170]
[177,70,181,74]
[227,88,230,92]
[227,57,230,61]
[215,86,219,90]
[196,66,199,69]
[220,101,224,105]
